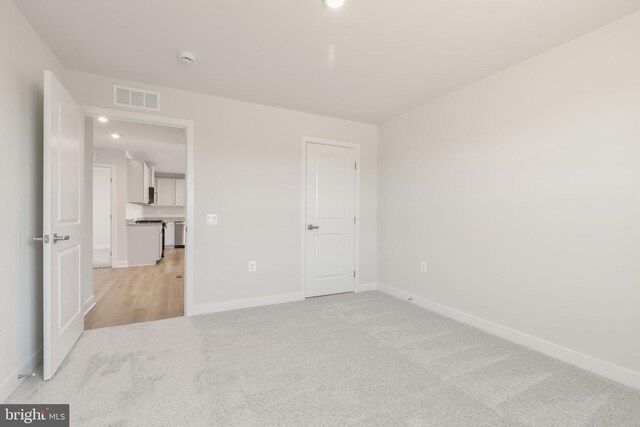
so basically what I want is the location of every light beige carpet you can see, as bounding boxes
[7,291,640,426]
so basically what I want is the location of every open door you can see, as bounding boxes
[41,70,84,380]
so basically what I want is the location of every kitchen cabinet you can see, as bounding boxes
[127,160,151,204]
[154,177,186,207]
[127,223,162,266]
[155,178,175,206]
[175,179,186,207]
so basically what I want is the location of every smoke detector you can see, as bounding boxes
[178,51,196,65]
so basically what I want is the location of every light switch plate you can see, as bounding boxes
[420,261,428,273]
[207,214,218,226]
[248,261,257,272]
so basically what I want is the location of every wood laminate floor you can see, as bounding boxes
[85,248,184,330]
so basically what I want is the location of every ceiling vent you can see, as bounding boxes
[113,85,161,111]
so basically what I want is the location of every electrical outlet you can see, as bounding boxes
[420,261,428,273]
[207,214,218,226]
[248,261,257,272]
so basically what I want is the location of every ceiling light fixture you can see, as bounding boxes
[111,133,120,140]
[97,116,109,123]
[324,0,345,8]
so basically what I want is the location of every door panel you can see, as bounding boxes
[316,154,346,219]
[43,70,84,380]
[57,246,81,332]
[314,234,346,278]
[57,107,82,223]
[305,142,356,298]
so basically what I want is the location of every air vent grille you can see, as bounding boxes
[113,85,160,111]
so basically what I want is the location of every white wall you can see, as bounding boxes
[63,70,379,309]
[0,0,65,402]
[92,167,111,249]
[93,147,127,267]
[378,12,640,386]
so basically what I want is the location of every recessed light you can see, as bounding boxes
[111,133,120,140]
[97,116,109,123]
[324,0,345,9]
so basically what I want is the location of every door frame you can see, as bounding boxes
[84,106,196,316]
[300,137,361,298]
[92,163,117,268]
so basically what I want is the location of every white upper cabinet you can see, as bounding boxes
[154,177,185,207]
[155,177,175,206]
[127,159,151,204]
[175,179,186,207]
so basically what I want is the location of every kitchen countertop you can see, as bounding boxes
[138,217,185,222]
[127,222,163,227]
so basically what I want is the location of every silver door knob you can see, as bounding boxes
[53,233,70,243]
[307,225,320,230]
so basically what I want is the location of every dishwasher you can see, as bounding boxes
[175,221,186,248]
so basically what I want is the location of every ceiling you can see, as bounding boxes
[15,0,640,123]
[93,119,186,174]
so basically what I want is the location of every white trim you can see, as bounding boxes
[0,346,42,403]
[189,292,305,316]
[378,283,640,391]
[83,106,195,317]
[112,261,128,268]
[300,137,361,299]
[93,163,117,268]
[83,295,96,315]
[355,282,378,293]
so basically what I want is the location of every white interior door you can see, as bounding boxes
[92,166,111,268]
[305,142,356,298]
[43,70,84,380]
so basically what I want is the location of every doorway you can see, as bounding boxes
[86,116,189,330]
[41,71,195,379]
[303,139,360,298]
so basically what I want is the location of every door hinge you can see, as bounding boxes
[354,162,357,170]
[353,270,356,278]
[354,216,356,224]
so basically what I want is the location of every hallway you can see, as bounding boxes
[85,249,184,330]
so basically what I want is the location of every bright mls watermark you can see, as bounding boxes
[0,405,68,426]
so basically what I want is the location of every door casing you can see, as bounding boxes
[83,106,196,316]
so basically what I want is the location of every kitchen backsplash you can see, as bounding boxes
[126,203,185,219]
[126,203,144,220]
[142,205,185,218]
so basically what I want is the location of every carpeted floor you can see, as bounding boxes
[8,291,640,426]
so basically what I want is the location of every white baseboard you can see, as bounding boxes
[188,292,305,317]
[378,283,640,391]
[113,261,128,268]
[83,295,96,315]
[356,282,378,293]
[0,347,42,403]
